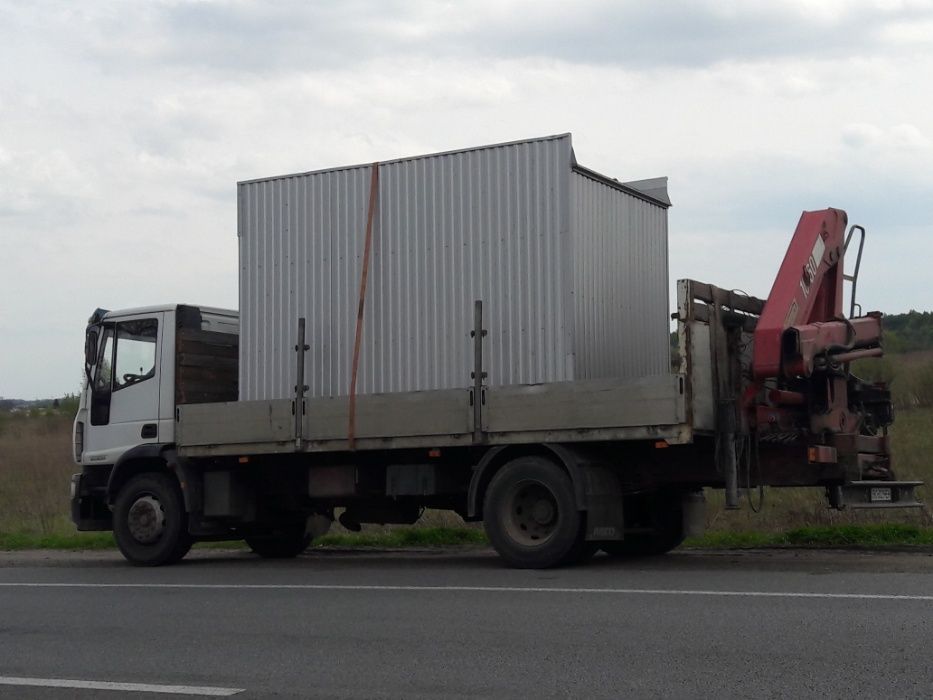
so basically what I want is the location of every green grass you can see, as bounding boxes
[783,523,933,546]
[0,527,487,551]
[0,533,250,552]
[685,523,933,549]
[0,531,116,551]
[683,531,780,549]
[6,524,933,552]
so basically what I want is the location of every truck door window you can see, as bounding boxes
[91,327,115,425]
[114,319,158,391]
[94,329,114,391]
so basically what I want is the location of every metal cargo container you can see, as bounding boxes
[238,133,671,401]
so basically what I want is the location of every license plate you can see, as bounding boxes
[870,487,892,503]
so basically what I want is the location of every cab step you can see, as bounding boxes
[836,480,924,509]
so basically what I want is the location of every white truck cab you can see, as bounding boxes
[74,305,238,470]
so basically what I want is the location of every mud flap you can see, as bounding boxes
[580,465,625,541]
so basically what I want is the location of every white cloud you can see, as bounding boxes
[40,0,933,75]
[880,17,933,42]
[0,147,97,219]
[890,123,932,149]
[1,0,932,398]
[842,122,932,152]
[842,123,887,148]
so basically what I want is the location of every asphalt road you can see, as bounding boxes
[1,547,932,699]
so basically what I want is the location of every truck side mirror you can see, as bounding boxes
[85,329,99,366]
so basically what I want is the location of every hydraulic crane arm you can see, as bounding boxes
[679,207,919,511]
[752,208,882,380]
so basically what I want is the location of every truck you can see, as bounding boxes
[70,134,921,568]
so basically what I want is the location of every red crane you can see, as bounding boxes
[747,208,903,495]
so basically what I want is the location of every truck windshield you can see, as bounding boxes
[113,319,157,390]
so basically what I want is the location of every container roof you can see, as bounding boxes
[238,132,670,208]
[237,133,572,186]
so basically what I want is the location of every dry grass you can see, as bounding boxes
[327,506,478,539]
[0,412,78,536]
[0,410,476,540]
[853,352,933,410]
[1,406,930,542]
[705,407,933,532]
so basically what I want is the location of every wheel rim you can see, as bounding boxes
[501,479,560,546]
[127,494,166,544]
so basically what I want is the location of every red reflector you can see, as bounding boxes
[428,449,441,458]
[654,441,669,449]
[238,456,249,464]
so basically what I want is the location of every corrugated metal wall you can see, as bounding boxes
[238,135,576,401]
[570,171,671,379]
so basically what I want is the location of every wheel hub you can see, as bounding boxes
[504,481,560,546]
[531,499,555,525]
[127,495,165,544]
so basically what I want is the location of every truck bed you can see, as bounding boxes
[176,373,689,457]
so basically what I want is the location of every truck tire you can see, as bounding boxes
[483,456,582,569]
[561,535,599,565]
[601,491,685,558]
[559,512,600,565]
[113,472,192,566]
[245,523,311,559]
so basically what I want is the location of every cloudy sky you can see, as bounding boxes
[1,0,931,399]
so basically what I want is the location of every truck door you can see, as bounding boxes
[83,313,164,466]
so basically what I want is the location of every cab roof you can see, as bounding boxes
[102,304,238,320]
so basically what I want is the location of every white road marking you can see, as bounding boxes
[0,676,243,695]
[0,581,931,601]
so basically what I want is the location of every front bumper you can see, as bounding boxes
[70,471,113,531]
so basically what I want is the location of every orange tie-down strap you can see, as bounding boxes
[348,162,380,450]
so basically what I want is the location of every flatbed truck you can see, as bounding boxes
[70,147,920,568]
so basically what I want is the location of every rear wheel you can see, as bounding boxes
[113,472,192,566]
[483,456,582,569]
[601,490,685,558]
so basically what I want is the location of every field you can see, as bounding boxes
[704,406,932,533]
[0,411,78,538]
[1,401,931,548]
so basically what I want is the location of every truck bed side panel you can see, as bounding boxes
[176,375,688,456]
[484,374,684,432]
[303,389,473,441]
[177,400,293,448]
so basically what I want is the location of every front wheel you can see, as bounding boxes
[113,472,192,566]
[483,457,582,569]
